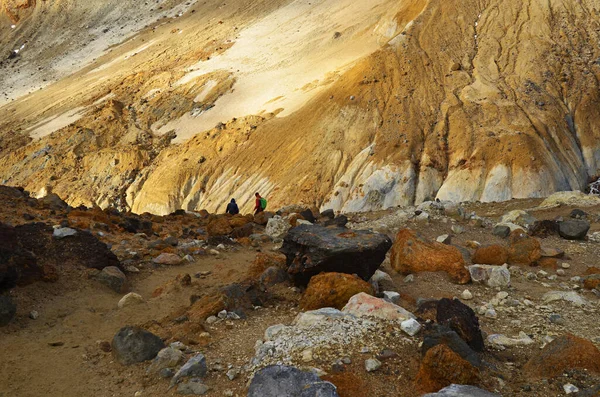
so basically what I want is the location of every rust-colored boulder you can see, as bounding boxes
[507,230,541,266]
[187,293,226,322]
[229,214,253,228]
[472,245,509,266]
[523,334,600,379]
[537,257,558,270]
[390,229,470,284]
[253,211,274,226]
[415,344,480,393]
[300,272,374,310]
[207,216,233,236]
[249,252,287,279]
[583,276,600,290]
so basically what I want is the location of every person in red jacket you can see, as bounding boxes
[254,192,264,214]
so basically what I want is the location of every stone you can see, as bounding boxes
[484,308,497,318]
[95,266,129,293]
[0,295,17,326]
[570,209,587,219]
[558,219,590,240]
[415,344,480,393]
[487,332,534,347]
[422,324,481,368]
[549,314,565,325]
[423,384,500,397]
[171,354,208,385]
[541,247,564,258]
[436,298,484,352]
[258,266,290,290]
[461,290,473,300]
[159,368,175,378]
[293,308,350,328]
[468,264,510,288]
[29,310,39,320]
[492,225,511,238]
[253,211,274,226]
[280,225,392,286]
[248,365,339,397]
[147,347,184,374]
[301,272,374,310]
[524,334,600,379]
[342,293,415,322]
[437,234,452,244]
[112,326,165,365]
[263,322,285,340]
[324,215,349,228]
[226,368,239,380]
[451,224,465,234]
[365,358,382,372]
[177,379,210,395]
[382,291,400,304]
[390,229,470,284]
[500,210,536,228]
[118,292,144,309]
[206,217,233,236]
[472,245,508,266]
[265,215,292,240]
[542,291,587,306]
[583,274,600,290]
[52,227,77,239]
[507,230,541,266]
[563,384,579,394]
[403,274,415,283]
[153,253,183,266]
[539,191,600,208]
[401,318,422,336]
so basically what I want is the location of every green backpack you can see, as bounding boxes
[260,197,267,210]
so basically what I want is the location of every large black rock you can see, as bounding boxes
[436,298,485,352]
[112,326,165,365]
[280,225,392,286]
[248,365,339,397]
[558,219,590,240]
[422,324,481,368]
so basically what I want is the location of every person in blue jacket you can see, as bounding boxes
[226,198,239,215]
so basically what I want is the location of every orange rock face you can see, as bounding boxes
[229,214,253,228]
[507,230,541,266]
[415,344,480,393]
[523,334,600,379]
[537,257,558,270]
[471,245,509,266]
[300,272,374,310]
[390,229,470,284]
[248,252,287,279]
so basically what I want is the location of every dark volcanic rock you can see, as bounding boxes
[436,298,485,352]
[112,326,165,365]
[529,220,560,237]
[280,225,392,286]
[299,209,316,223]
[558,219,590,240]
[0,223,43,292]
[0,295,17,326]
[422,324,481,368]
[95,266,129,293]
[248,365,339,397]
[324,215,348,228]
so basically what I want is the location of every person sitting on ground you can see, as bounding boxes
[226,198,239,215]
[254,192,267,214]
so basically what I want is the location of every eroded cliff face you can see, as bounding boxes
[0,0,599,214]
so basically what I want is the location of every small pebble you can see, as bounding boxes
[461,290,473,300]
[365,358,382,372]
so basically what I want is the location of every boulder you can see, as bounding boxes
[471,245,508,266]
[529,220,560,237]
[542,291,587,306]
[342,292,415,322]
[118,292,144,309]
[523,334,600,379]
[152,253,183,266]
[265,215,292,240]
[146,347,183,374]
[280,225,392,286]
[206,217,232,236]
[324,215,349,228]
[423,385,500,397]
[558,219,590,240]
[176,380,209,395]
[300,272,374,310]
[248,365,339,397]
[507,230,541,266]
[468,264,510,288]
[39,193,68,210]
[300,209,316,223]
[231,223,254,238]
[415,344,480,393]
[492,225,511,238]
[95,266,129,293]
[229,214,252,228]
[258,266,291,290]
[390,229,470,284]
[0,295,17,326]
[499,210,536,228]
[112,326,165,365]
[539,191,600,208]
[583,274,600,290]
[171,354,208,385]
[436,298,484,352]
[422,324,481,368]
[253,211,274,226]
[570,209,587,219]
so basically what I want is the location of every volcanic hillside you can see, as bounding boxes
[0,0,599,214]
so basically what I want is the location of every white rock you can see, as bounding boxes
[469,264,510,287]
[118,292,144,309]
[218,310,228,319]
[487,332,534,347]
[265,216,292,240]
[451,224,465,234]
[53,227,77,239]
[542,291,587,306]
[264,324,287,341]
[370,270,393,284]
[382,291,400,304]
[365,358,382,372]
[217,244,226,250]
[400,318,422,336]
[496,291,509,300]
[485,308,497,318]
[461,290,473,300]
[296,219,313,225]
[403,274,414,283]
[146,347,183,374]
[562,263,571,269]
[206,316,218,324]
[436,234,451,244]
[301,349,314,362]
[563,383,579,394]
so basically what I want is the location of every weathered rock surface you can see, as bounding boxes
[507,230,541,266]
[118,292,144,309]
[280,225,392,286]
[471,245,508,266]
[342,293,415,322]
[112,326,165,365]
[436,298,484,352]
[265,216,291,240]
[390,229,470,284]
[415,344,480,393]
[300,272,373,311]
[152,253,183,266]
[422,325,481,368]
[468,264,510,288]
[171,354,208,385]
[248,365,339,397]
[523,334,600,379]
[558,219,590,240]
[95,266,129,293]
